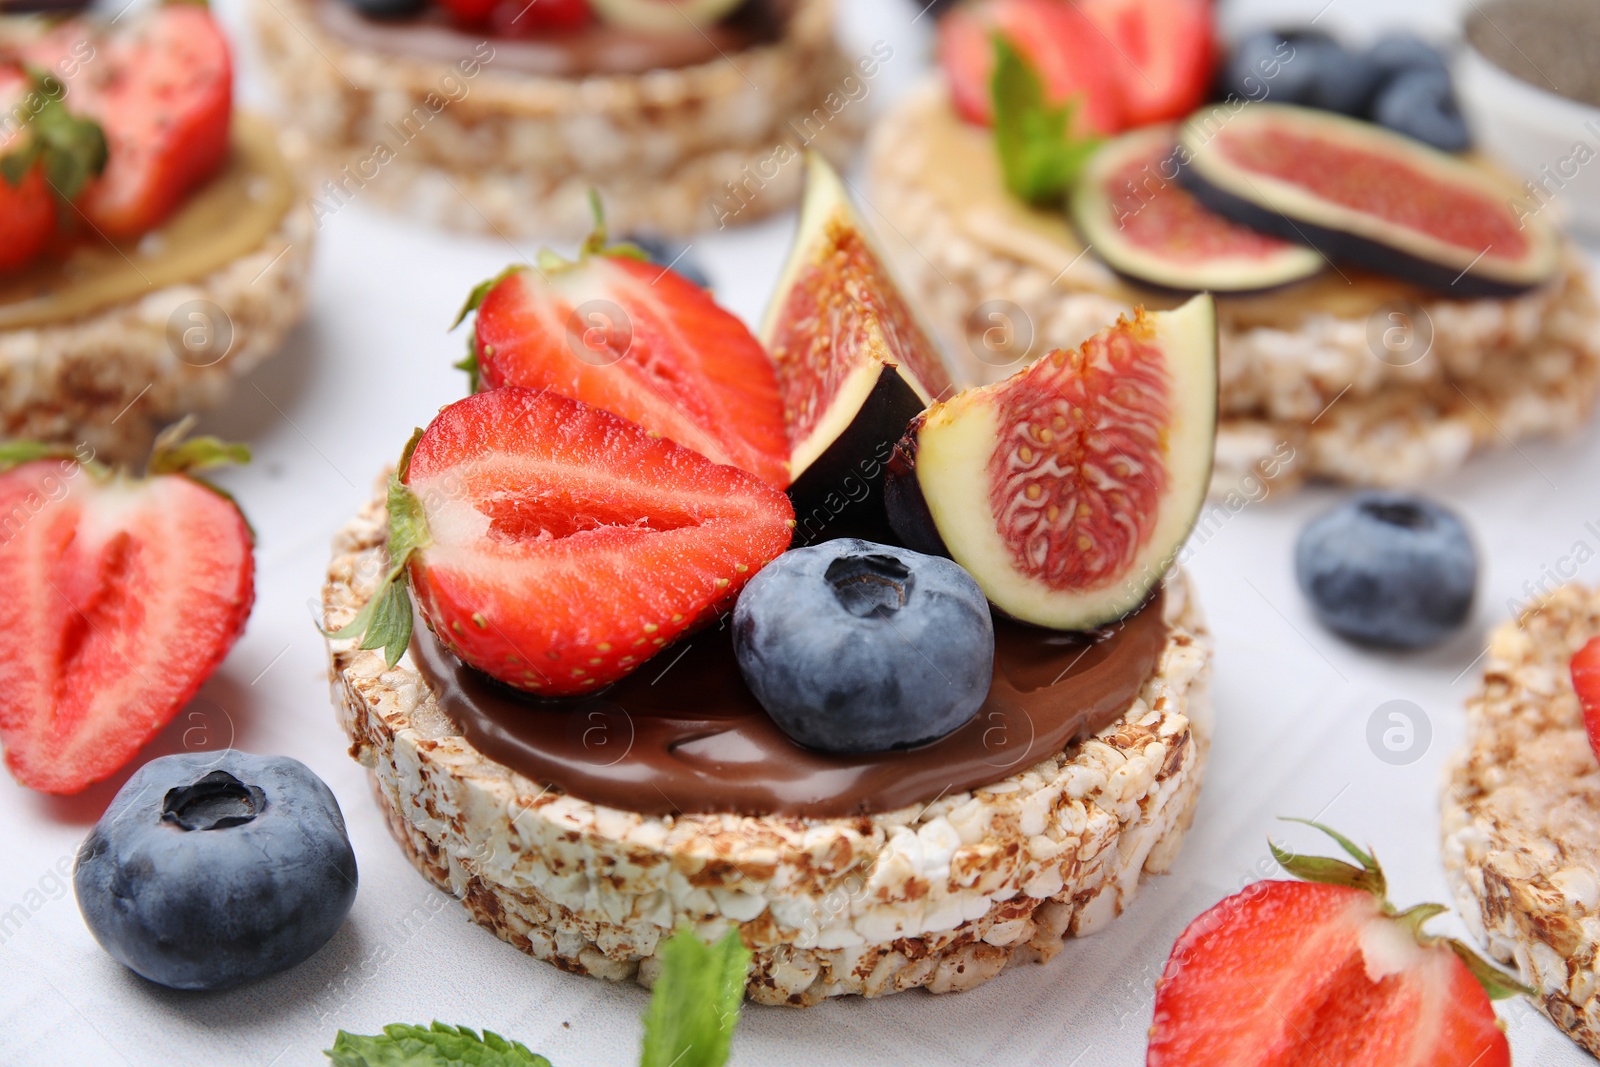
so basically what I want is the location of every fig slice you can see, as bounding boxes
[1071,125,1325,294]
[762,152,957,540]
[886,294,1217,631]
[1175,103,1560,297]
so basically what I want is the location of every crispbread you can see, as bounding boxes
[865,85,1600,497]
[1442,584,1600,1054]
[321,485,1214,1004]
[253,0,866,237]
[0,120,312,462]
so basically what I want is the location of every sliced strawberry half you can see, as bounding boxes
[1148,821,1524,1067]
[1078,0,1215,126]
[0,432,254,795]
[337,388,794,696]
[21,5,233,238]
[1571,635,1600,763]
[938,0,1125,133]
[464,236,791,490]
[0,66,106,272]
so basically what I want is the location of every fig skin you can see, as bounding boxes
[787,367,925,548]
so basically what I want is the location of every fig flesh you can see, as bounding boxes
[1175,103,1559,296]
[1071,124,1324,294]
[762,153,956,543]
[887,294,1217,631]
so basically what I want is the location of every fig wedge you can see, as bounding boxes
[887,295,1217,630]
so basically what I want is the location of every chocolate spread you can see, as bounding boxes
[410,588,1168,818]
[314,0,790,78]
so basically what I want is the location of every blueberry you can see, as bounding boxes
[340,0,427,18]
[1366,33,1449,81]
[75,750,358,990]
[1309,48,1385,115]
[1295,492,1477,650]
[732,540,994,754]
[1372,68,1471,152]
[1221,31,1320,105]
[620,233,712,289]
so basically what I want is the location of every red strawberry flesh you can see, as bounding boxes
[1148,879,1511,1067]
[474,256,792,489]
[0,461,253,794]
[19,5,233,239]
[938,0,1125,133]
[403,387,794,695]
[1078,0,1215,126]
[1571,634,1600,763]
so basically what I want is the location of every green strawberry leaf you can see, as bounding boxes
[148,416,251,476]
[451,265,526,330]
[326,1022,552,1067]
[991,35,1101,206]
[5,67,108,205]
[323,429,430,666]
[0,440,84,472]
[640,927,751,1067]
[455,334,481,394]
[1268,840,1384,897]
[1446,938,1536,1001]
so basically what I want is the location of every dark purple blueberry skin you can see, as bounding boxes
[1295,492,1477,650]
[733,539,993,754]
[75,750,358,991]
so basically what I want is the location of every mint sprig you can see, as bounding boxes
[326,928,752,1067]
[326,1023,551,1067]
[991,36,1101,206]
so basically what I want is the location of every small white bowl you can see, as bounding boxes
[1455,41,1600,237]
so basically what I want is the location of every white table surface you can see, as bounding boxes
[2,1,1595,1063]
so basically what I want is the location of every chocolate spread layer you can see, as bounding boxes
[314,0,789,78]
[410,588,1168,818]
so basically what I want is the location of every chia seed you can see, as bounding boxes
[1467,0,1600,108]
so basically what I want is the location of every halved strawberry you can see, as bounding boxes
[335,388,794,696]
[938,0,1124,133]
[1078,0,1215,126]
[0,428,254,795]
[461,220,791,489]
[23,5,233,238]
[0,66,106,272]
[0,151,55,274]
[1570,636,1600,763]
[1148,821,1524,1067]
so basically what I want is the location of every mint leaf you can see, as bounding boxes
[991,35,1101,206]
[326,1022,552,1067]
[640,928,751,1067]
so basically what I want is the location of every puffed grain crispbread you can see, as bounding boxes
[866,85,1600,497]
[254,0,866,238]
[1443,583,1600,1055]
[322,486,1214,1005]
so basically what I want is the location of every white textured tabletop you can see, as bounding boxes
[1,0,1595,1064]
